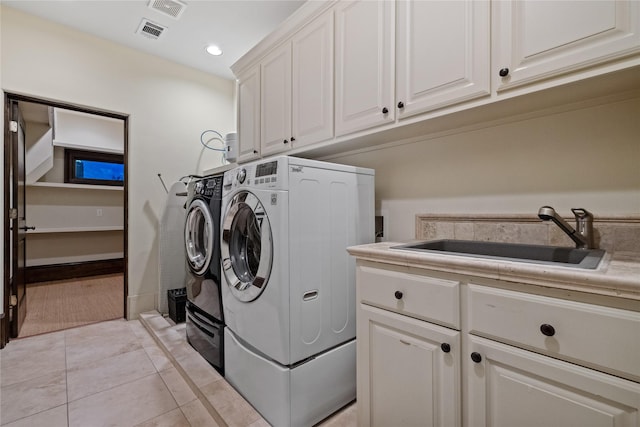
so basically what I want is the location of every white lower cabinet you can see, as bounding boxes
[464,282,640,426]
[355,260,640,426]
[356,263,461,427]
[464,335,640,427]
[358,304,460,427]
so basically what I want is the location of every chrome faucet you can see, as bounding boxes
[538,206,595,249]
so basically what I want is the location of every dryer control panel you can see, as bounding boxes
[223,158,287,195]
[254,160,279,186]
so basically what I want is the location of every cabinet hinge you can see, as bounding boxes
[9,121,18,133]
[9,208,18,219]
[9,294,17,308]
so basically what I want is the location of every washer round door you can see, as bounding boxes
[184,198,214,275]
[221,191,273,302]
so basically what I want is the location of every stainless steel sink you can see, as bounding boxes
[391,240,605,269]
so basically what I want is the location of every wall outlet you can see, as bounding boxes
[375,209,390,242]
[96,208,103,217]
[375,215,384,242]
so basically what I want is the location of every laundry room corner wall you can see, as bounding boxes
[0,5,236,319]
[0,4,4,318]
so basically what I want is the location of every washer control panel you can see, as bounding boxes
[194,177,222,198]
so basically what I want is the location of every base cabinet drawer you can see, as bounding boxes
[465,335,640,427]
[357,264,460,329]
[466,283,640,380]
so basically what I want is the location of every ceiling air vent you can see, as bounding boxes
[148,0,187,19]
[136,19,167,40]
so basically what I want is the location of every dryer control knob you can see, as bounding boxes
[237,168,247,184]
[195,181,204,194]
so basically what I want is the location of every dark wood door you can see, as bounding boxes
[9,100,28,338]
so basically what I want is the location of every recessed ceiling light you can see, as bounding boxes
[206,45,223,56]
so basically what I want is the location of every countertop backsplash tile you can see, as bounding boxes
[416,214,640,254]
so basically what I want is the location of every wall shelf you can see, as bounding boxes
[27,182,123,191]
[27,226,124,234]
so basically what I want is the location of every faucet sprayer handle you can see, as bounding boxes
[571,208,593,220]
[571,208,595,249]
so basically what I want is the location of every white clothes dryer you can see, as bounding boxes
[220,156,374,427]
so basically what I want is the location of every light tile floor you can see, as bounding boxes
[0,315,356,427]
[0,318,212,427]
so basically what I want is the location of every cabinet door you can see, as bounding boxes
[466,283,640,381]
[396,0,490,120]
[261,43,292,157]
[237,66,261,162]
[465,335,640,427]
[358,304,460,427]
[335,0,394,137]
[292,10,334,148]
[494,0,640,91]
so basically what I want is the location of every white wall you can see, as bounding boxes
[1,6,235,318]
[328,95,640,242]
[25,121,53,184]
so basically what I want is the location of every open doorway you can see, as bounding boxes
[2,93,128,344]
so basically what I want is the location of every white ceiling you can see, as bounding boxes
[3,0,305,80]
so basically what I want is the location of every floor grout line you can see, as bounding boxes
[139,312,229,427]
[64,330,70,427]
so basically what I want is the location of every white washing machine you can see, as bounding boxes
[220,156,374,427]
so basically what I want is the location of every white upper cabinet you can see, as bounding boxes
[237,65,261,163]
[335,0,395,137]
[292,11,334,149]
[260,43,292,156]
[396,0,490,120]
[260,10,334,157]
[494,0,640,91]
[233,0,640,162]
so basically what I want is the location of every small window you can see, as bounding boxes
[65,149,124,186]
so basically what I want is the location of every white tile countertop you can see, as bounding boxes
[347,242,640,302]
